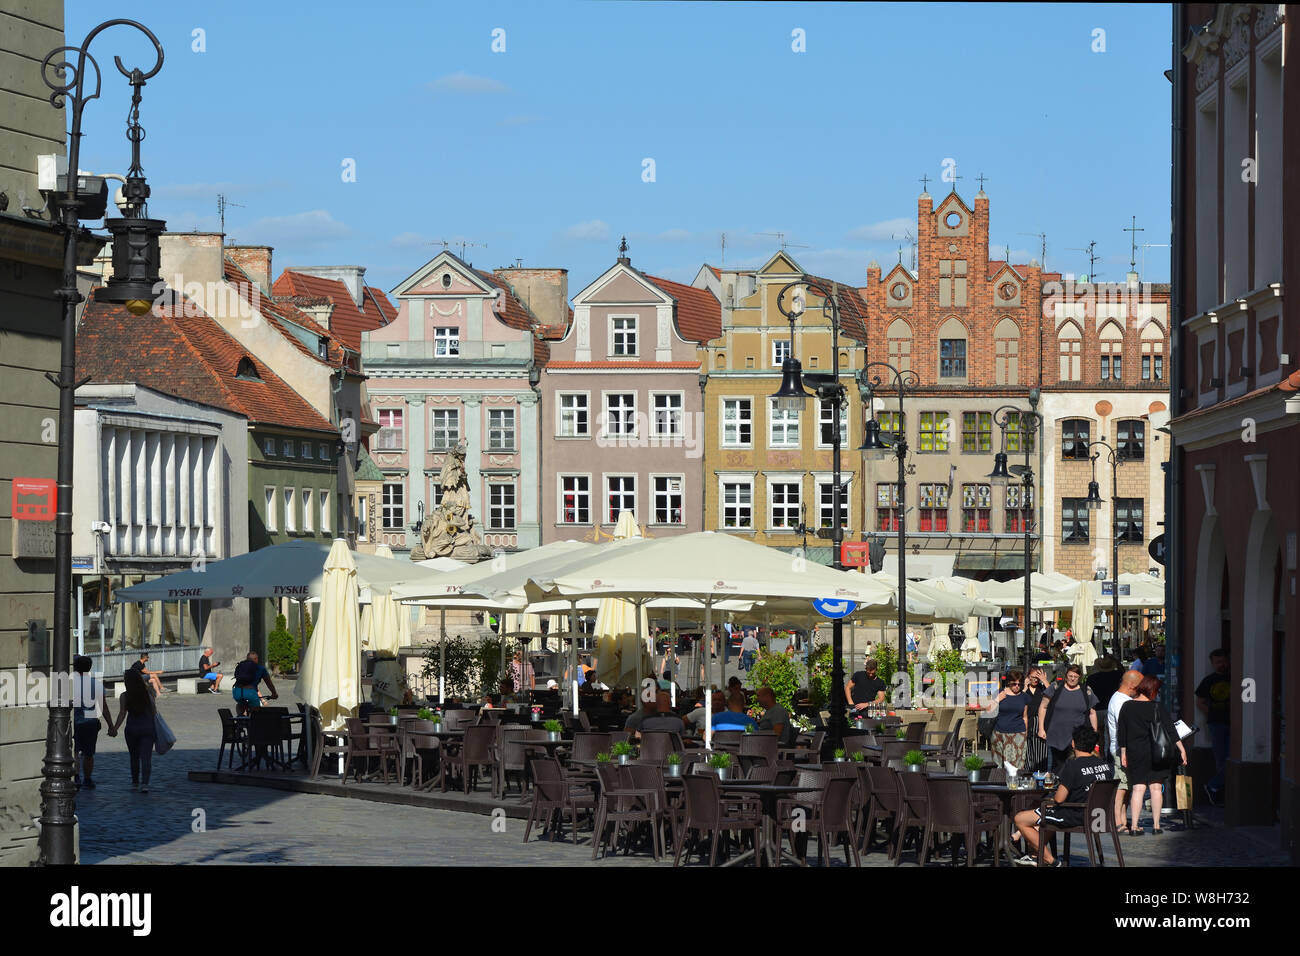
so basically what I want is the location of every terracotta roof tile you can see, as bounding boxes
[271,270,395,352]
[799,273,869,343]
[640,273,722,345]
[470,267,549,366]
[78,288,337,434]
[225,258,351,368]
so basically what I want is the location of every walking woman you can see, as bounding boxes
[107,667,157,793]
[1023,667,1051,773]
[984,670,1030,770]
[1037,664,1099,771]
[1118,673,1186,834]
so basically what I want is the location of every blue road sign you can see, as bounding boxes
[813,598,857,619]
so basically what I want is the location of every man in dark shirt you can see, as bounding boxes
[1013,724,1110,866]
[1086,656,1122,710]
[638,692,685,737]
[131,652,165,696]
[845,658,887,712]
[1195,648,1230,804]
[199,647,224,693]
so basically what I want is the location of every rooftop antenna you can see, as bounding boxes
[1019,231,1047,270]
[432,239,487,261]
[720,231,725,265]
[891,229,916,271]
[1067,240,1100,282]
[1124,216,1144,273]
[758,232,808,251]
[217,193,244,236]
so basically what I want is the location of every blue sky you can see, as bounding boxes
[65,1,1173,294]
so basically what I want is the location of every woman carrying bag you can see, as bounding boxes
[107,668,157,793]
[1118,673,1187,834]
[1023,667,1051,773]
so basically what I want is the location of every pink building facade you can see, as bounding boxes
[540,249,720,541]
[361,251,547,551]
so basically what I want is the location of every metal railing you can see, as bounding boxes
[91,644,204,679]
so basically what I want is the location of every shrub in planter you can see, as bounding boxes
[542,719,563,734]
[964,754,984,773]
[266,614,300,676]
[904,749,926,768]
[833,748,846,762]
[851,751,865,763]
[707,752,731,770]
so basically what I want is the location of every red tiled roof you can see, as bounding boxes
[546,361,702,370]
[272,270,395,352]
[471,267,549,366]
[225,259,349,368]
[801,273,869,343]
[641,273,722,345]
[78,288,337,434]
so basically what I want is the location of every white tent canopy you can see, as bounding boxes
[113,539,454,603]
[1036,572,1165,611]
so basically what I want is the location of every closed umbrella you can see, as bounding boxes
[1070,577,1096,667]
[594,512,651,692]
[296,540,361,731]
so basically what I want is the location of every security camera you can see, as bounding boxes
[90,520,111,534]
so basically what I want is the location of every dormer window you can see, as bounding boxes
[235,357,261,381]
[317,337,329,359]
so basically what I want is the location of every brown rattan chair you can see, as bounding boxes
[893,770,931,865]
[341,717,379,783]
[1036,777,1125,867]
[570,732,611,763]
[524,756,597,845]
[591,762,661,860]
[217,708,247,769]
[442,724,497,794]
[673,772,764,867]
[738,732,779,771]
[402,719,442,790]
[920,777,1002,867]
[776,768,828,864]
[811,774,861,867]
[861,766,902,859]
[639,731,682,764]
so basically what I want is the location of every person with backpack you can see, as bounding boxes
[231,651,278,715]
[1036,664,1099,771]
[1117,673,1186,834]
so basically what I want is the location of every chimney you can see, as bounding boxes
[226,245,274,296]
[158,232,225,292]
[289,265,366,307]
[492,266,569,331]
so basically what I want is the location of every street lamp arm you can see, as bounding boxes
[41,20,164,112]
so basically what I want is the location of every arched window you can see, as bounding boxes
[994,317,1019,385]
[887,319,912,373]
[1058,322,1082,382]
[1140,321,1164,381]
[715,352,725,370]
[1099,321,1124,382]
[235,356,260,380]
[937,317,967,380]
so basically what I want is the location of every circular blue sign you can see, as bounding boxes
[813,598,857,619]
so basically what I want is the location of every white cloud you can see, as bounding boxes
[246,209,349,244]
[562,219,610,241]
[845,217,914,242]
[428,72,509,94]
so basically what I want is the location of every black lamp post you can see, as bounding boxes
[1083,441,1124,659]
[987,392,1043,673]
[857,362,918,686]
[772,277,851,749]
[38,20,164,866]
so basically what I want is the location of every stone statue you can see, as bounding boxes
[410,439,493,562]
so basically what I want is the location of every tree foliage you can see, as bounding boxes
[267,613,300,676]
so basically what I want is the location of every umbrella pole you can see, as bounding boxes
[703,597,713,752]
[299,596,312,775]
[569,600,579,715]
[439,609,446,705]
[668,607,677,707]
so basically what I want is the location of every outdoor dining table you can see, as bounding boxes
[971,783,1056,861]
[714,782,822,868]
[233,711,305,771]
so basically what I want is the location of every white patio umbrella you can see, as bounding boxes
[296,540,360,731]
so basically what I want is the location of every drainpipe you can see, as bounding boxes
[1168,3,1186,720]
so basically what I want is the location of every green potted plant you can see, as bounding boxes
[963,754,984,783]
[417,707,434,720]
[851,751,865,763]
[666,752,683,778]
[904,749,926,773]
[543,719,563,742]
[895,727,907,741]
[707,752,731,780]
[612,740,635,766]
[429,711,442,729]
[595,752,611,767]
[833,747,847,763]
[876,722,886,734]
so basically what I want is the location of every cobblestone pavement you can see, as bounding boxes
[75,692,1289,866]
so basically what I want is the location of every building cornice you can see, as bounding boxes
[1171,385,1296,450]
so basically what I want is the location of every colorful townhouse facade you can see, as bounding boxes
[539,243,720,541]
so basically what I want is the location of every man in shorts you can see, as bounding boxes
[199,647,224,693]
[231,651,278,715]
[1012,724,1111,867]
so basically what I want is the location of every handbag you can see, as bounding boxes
[1148,704,1175,771]
[154,712,177,755]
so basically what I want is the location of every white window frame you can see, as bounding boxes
[263,437,276,457]
[813,473,853,533]
[651,474,685,526]
[721,397,752,448]
[558,474,592,525]
[557,391,591,438]
[264,486,277,532]
[302,488,314,532]
[817,396,848,448]
[772,339,792,367]
[609,315,639,357]
[718,475,755,531]
[357,493,368,541]
[301,441,313,459]
[487,407,516,451]
[487,482,516,531]
[767,398,800,449]
[319,443,330,460]
[320,490,331,533]
[376,408,404,450]
[767,477,802,533]
[433,326,460,357]
[430,408,460,450]
[601,392,638,439]
[651,391,685,438]
[283,488,296,533]
[604,473,637,524]
[282,440,295,458]
[381,481,404,530]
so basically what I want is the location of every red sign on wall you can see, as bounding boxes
[841,541,870,567]
[12,478,56,521]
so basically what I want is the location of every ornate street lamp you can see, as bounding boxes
[988,392,1042,672]
[38,19,164,865]
[772,277,849,748]
[1083,441,1124,658]
[858,363,919,680]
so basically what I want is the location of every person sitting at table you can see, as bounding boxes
[495,678,519,705]
[623,695,657,733]
[685,691,726,734]
[1012,724,1112,867]
[755,687,795,746]
[638,691,685,737]
[712,691,757,732]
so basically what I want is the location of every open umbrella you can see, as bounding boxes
[296,540,360,731]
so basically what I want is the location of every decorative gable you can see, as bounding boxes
[883,264,914,309]
[935,195,971,237]
[392,252,493,299]
[758,251,802,276]
[991,266,1022,307]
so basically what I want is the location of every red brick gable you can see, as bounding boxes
[78,288,337,434]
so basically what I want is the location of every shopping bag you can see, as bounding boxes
[1174,767,1194,810]
[154,712,177,755]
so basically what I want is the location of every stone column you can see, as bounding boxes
[406,395,426,549]
[462,393,483,516]
[517,390,541,548]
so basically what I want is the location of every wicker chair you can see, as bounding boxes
[216,708,247,769]
[402,719,442,790]
[1036,777,1125,867]
[247,709,292,771]
[639,731,682,764]
[673,772,764,868]
[811,775,861,867]
[920,777,1003,867]
[524,757,597,845]
[738,732,779,772]
[711,730,743,753]
[570,732,611,763]
[306,707,348,780]
[776,769,828,864]
[861,766,902,859]
[442,724,497,794]
[591,762,661,860]
[893,770,932,865]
